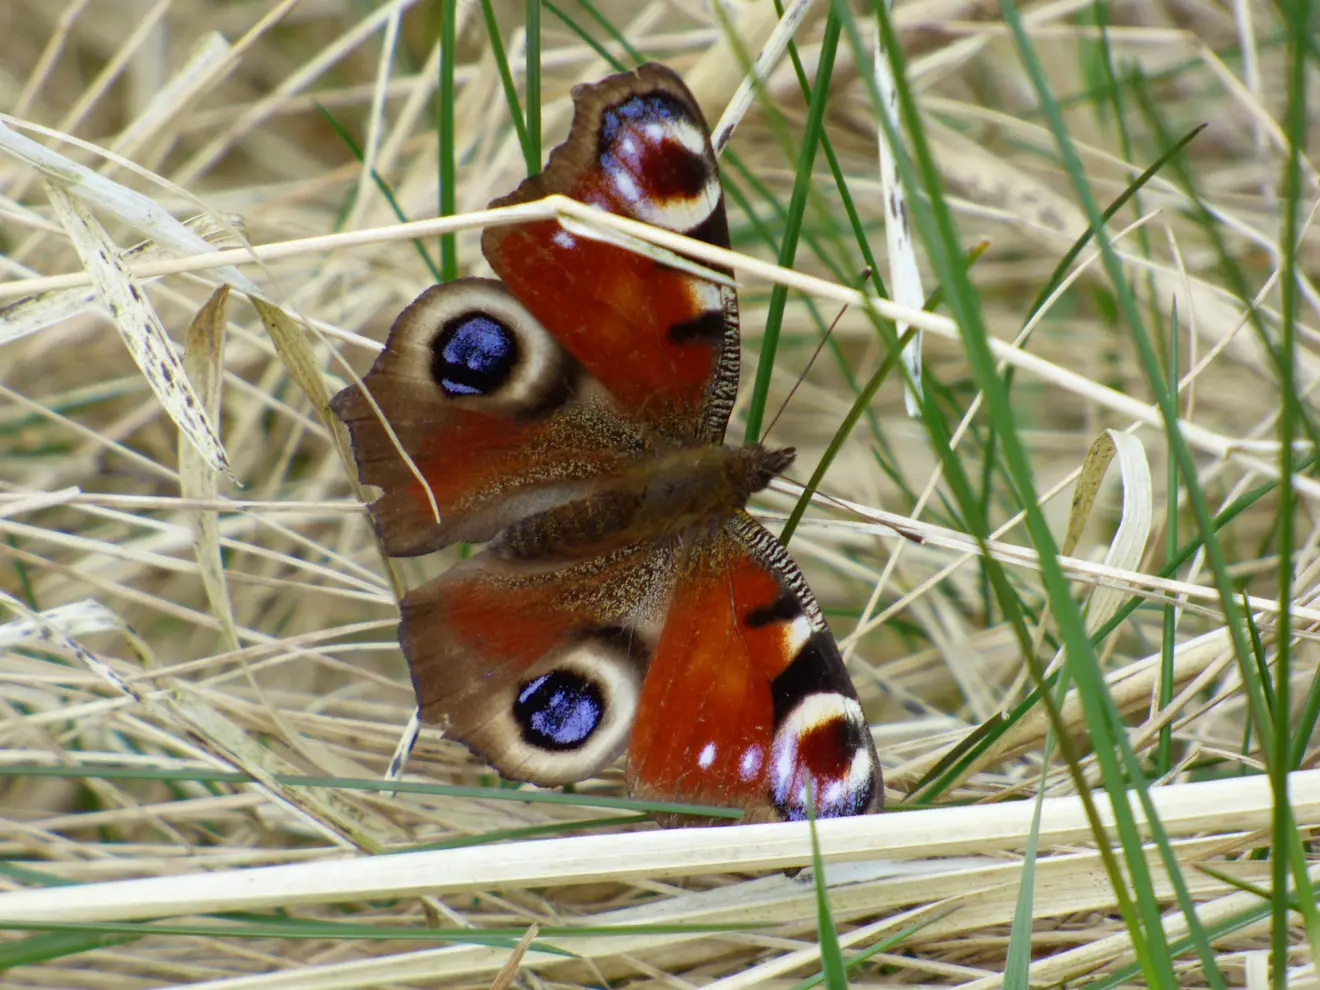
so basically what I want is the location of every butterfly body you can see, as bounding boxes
[493,442,794,561]
[332,63,883,823]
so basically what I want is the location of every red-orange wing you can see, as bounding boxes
[626,513,883,822]
[483,62,739,444]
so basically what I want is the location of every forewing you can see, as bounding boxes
[483,62,739,444]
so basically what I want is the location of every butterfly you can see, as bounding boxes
[331,63,882,824]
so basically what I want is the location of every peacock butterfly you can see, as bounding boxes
[331,63,883,824]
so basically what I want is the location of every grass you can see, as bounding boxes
[0,1,1317,987]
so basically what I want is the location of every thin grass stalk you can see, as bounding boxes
[575,0,643,66]
[1124,80,1278,758]
[543,1,624,71]
[315,103,440,279]
[762,3,918,501]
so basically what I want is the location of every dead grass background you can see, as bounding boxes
[0,0,1317,987]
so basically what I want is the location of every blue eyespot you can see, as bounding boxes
[432,313,517,397]
[514,671,604,751]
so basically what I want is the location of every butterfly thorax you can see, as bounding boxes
[492,443,795,561]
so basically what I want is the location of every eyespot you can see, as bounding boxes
[381,279,574,418]
[452,628,647,786]
[597,91,721,234]
[768,693,879,820]
[433,313,518,397]
[514,670,605,750]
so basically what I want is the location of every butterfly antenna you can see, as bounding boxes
[763,267,873,447]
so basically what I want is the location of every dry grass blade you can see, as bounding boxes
[0,120,259,293]
[871,1,925,416]
[0,769,1311,922]
[41,181,231,476]
[181,286,239,652]
[488,923,539,990]
[0,214,244,346]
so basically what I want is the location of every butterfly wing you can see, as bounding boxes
[330,278,647,555]
[626,512,883,822]
[401,543,673,785]
[484,62,740,444]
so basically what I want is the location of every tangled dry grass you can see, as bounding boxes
[0,0,1317,987]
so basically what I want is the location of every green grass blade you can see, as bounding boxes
[742,11,842,443]
[1003,759,1049,990]
[1272,2,1308,983]
[1125,82,1279,755]
[0,930,140,969]
[480,0,534,174]
[1159,295,1179,778]
[992,7,1253,986]
[437,0,458,280]
[852,1,1191,981]
[574,0,644,66]
[543,1,626,72]
[806,801,848,990]
[525,0,541,165]
[313,102,439,280]
[0,763,744,823]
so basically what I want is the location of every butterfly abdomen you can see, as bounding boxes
[493,443,795,560]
